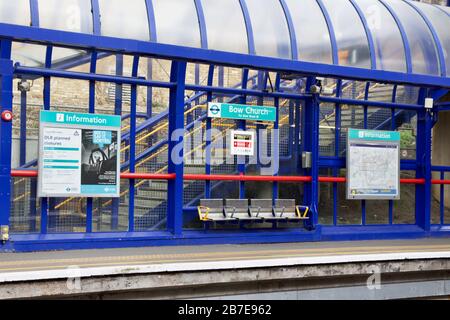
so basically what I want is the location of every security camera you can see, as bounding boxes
[424,98,434,110]
[310,85,321,94]
[17,80,31,93]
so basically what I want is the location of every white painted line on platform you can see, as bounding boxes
[1,251,450,283]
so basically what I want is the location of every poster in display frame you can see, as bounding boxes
[37,110,121,198]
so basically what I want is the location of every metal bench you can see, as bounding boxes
[198,198,310,224]
[273,199,309,220]
[224,199,261,221]
[197,199,236,222]
[249,199,284,221]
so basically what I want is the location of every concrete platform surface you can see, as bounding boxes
[1,238,450,299]
[0,238,449,277]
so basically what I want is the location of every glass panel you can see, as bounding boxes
[245,0,291,59]
[321,0,371,68]
[0,0,30,26]
[284,0,332,64]
[338,169,362,225]
[12,43,47,67]
[319,103,336,156]
[365,200,389,224]
[202,0,248,54]
[51,47,87,67]
[319,168,334,225]
[38,0,93,33]
[383,0,440,76]
[99,0,150,41]
[393,171,415,224]
[354,0,406,72]
[438,5,450,16]
[411,2,450,76]
[153,0,201,48]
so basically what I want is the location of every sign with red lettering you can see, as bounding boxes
[230,130,255,156]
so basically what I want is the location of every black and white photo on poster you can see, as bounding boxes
[81,129,118,185]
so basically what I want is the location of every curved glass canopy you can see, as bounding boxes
[0,0,449,77]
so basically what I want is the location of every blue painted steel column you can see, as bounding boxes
[415,88,432,232]
[239,69,250,199]
[167,61,187,236]
[256,71,267,170]
[361,82,370,225]
[272,74,281,201]
[204,65,214,198]
[0,40,13,233]
[145,0,157,118]
[19,91,27,166]
[128,56,140,232]
[194,0,208,106]
[333,80,342,226]
[302,77,319,230]
[86,52,98,233]
[25,79,37,232]
[294,101,301,174]
[89,0,100,230]
[111,54,123,230]
[389,85,398,224]
[41,46,53,234]
[440,171,445,225]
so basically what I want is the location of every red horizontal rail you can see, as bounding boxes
[318,177,346,183]
[11,170,176,180]
[120,173,176,180]
[183,174,312,182]
[402,178,425,185]
[432,179,450,185]
[7,170,434,185]
[11,170,38,178]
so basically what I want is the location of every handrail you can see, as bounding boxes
[10,170,435,185]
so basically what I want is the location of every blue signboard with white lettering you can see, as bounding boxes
[207,102,276,122]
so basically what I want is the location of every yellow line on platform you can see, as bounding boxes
[0,244,449,273]
[0,247,448,273]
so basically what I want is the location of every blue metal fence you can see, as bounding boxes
[0,17,449,251]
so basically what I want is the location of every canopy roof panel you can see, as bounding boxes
[0,0,448,77]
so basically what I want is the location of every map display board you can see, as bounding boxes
[347,129,400,200]
[38,111,121,198]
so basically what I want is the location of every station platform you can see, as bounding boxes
[0,238,450,299]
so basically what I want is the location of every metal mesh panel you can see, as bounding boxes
[133,179,167,231]
[431,171,450,225]
[318,168,333,225]
[393,171,416,224]
[396,86,420,104]
[368,84,394,102]
[365,200,390,225]
[319,103,335,156]
[47,197,86,233]
[92,179,129,232]
[10,177,40,233]
[339,105,364,157]
[337,169,362,225]
[341,81,367,100]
